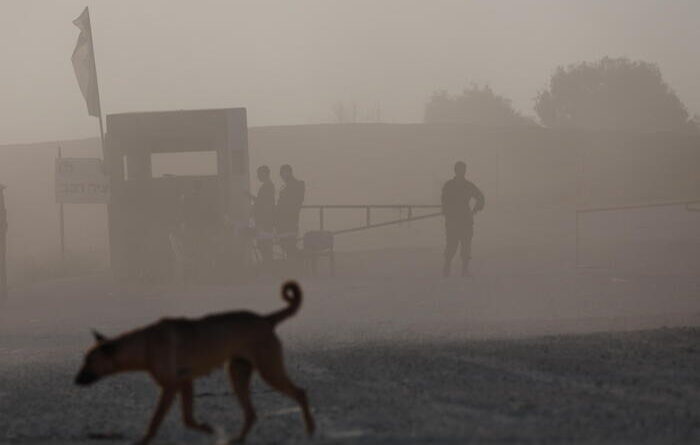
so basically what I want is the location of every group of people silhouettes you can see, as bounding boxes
[249,164,305,267]
[248,161,483,278]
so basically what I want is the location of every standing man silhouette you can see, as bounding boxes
[441,161,484,277]
[276,164,305,259]
[0,184,7,298]
[250,165,276,267]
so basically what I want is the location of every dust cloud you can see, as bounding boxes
[1,2,700,444]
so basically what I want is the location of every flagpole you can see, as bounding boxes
[83,7,112,273]
[98,113,106,159]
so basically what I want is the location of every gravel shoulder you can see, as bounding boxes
[2,327,700,444]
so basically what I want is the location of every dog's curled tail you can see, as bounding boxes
[266,281,303,326]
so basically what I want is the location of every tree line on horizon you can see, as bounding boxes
[425,57,699,133]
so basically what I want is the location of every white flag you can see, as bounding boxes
[71,7,101,117]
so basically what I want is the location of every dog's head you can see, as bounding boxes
[75,330,119,386]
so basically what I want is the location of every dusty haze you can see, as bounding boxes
[2,1,700,144]
[2,2,700,444]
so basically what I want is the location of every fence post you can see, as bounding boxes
[0,184,7,299]
[575,210,580,267]
[57,146,65,262]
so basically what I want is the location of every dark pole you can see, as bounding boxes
[0,184,7,299]
[58,146,65,261]
[86,7,112,272]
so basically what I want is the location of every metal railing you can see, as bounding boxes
[575,199,700,267]
[301,204,442,235]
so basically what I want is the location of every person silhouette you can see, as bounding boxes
[276,165,305,259]
[441,161,484,277]
[250,165,276,267]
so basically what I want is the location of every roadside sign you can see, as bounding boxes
[55,158,109,204]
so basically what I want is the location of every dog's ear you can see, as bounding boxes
[91,329,108,343]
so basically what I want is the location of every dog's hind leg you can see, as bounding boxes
[136,386,177,445]
[254,340,315,436]
[228,358,257,443]
[180,380,214,435]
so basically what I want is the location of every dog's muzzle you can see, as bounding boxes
[75,370,100,386]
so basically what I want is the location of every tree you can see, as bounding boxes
[424,84,537,127]
[535,57,696,132]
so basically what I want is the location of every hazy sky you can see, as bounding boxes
[1,0,699,144]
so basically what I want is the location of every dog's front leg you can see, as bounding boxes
[180,380,213,434]
[135,386,177,445]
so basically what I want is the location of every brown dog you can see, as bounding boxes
[75,281,315,444]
